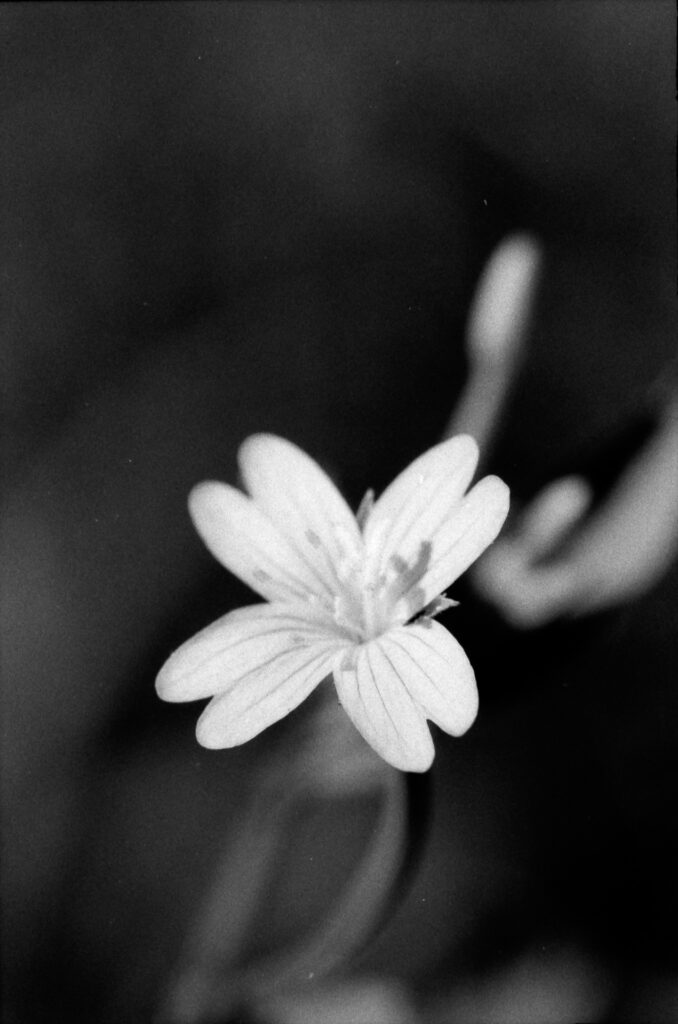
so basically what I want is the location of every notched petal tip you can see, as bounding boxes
[446,432,479,461]
[467,475,511,546]
[334,640,438,773]
[187,479,227,524]
[449,684,479,737]
[238,433,332,493]
[238,432,287,467]
[195,710,229,749]
[483,474,511,526]
[336,693,435,773]
[154,665,183,703]
[154,649,215,706]
[401,743,435,774]
[381,620,478,739]
[416,433,481,482]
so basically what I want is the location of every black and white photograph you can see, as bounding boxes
[2,2,677,1022]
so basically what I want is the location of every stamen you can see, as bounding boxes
[356,489,375,531]
[335,523,363,564]
[420,594,459,619]
[386,540,432,603]
[340,649,357,672]
[371,540,435,628]
[332,594,364,641]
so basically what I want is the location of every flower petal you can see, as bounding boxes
[239,434,363,597]
[389,474,510,623]
[189,481,336,604]
[333,639,435,772]
[156,602,343,703]
[364,435,479,580]
[196,642,344,749]
[378,619,478,736]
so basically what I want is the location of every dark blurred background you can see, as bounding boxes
[1,3,676,1022]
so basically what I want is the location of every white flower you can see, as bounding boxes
[156,434,509,772]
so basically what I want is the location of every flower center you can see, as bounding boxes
[329,538,433,641]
